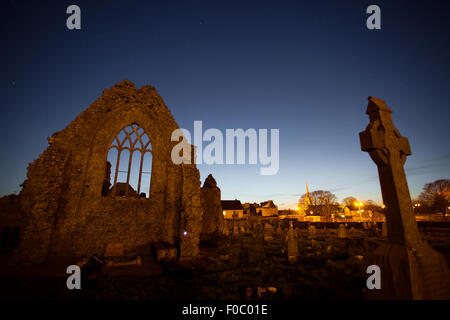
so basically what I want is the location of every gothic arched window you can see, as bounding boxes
[104,123,152,198]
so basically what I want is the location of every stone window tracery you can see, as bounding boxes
[104,123,152,198]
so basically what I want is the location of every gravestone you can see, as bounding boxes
[238,238,249,264]
[368,222,378,237]
[381,221,388,238]
[274,224,284,237]
[252,223,262,238]
[307,224,316,240]
[80,254,105,291]
[248,237,266,264]
[360,96,450,299]
[263,223,274,241]
[222,225,229,236]
[337,224,347,239]
[295,227,302,239]
[232,222,240,237]
[285,221,299,262]
[310,239,320,250]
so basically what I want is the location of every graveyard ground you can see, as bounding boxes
[1,223,450,300]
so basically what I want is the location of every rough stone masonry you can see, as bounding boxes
[0,80,205,265]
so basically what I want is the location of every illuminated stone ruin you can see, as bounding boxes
[0,80,204,265]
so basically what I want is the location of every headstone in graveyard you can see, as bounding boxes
[275,224,284,237]
[285,221,299,262]
[295,227,302,239]
[307,224,316,240]
[238,238,249,264]
[382,221,388,238]
[248,237,266,264]
[337,224,347,239]
[232,222,240,237]
[368,221,378,237]
[252,223,262,238]
[263,223,274,241]
[310,239,320,250]
[81,254,105,291]
[222,225,230,236]
[360,96,450,299]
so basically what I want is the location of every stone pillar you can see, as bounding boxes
[360,96,449,299]
[200,174,224,237]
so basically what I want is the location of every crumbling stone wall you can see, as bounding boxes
[0,80,203,265]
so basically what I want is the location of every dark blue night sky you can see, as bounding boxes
[1,0,449,208]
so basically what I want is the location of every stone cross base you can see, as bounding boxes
[367,240,450,299]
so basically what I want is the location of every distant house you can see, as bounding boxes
[258,200,278,217]
[343,206,357,218]
[242,202,258,216]
[278,209,297,216]
[221,200,245,219]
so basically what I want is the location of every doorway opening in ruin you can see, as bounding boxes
[0,226,10,249]
[9,226,20,248]
[103,123,153,198]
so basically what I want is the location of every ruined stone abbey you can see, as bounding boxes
[0,80,221,265]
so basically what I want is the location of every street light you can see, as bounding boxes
[354,202,363,221]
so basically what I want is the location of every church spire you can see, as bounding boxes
[304,183,311,207]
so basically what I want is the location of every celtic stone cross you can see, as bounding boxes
[360,96,421,245]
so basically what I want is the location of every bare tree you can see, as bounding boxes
[342,196,357,208]
[299,190,337,217]
[418,179,450,216]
